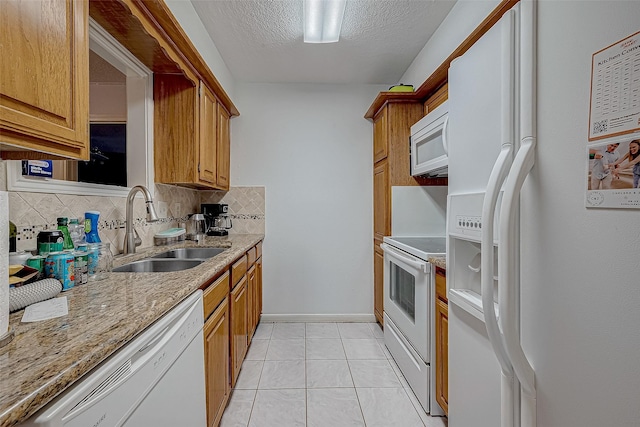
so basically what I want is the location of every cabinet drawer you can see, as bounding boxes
[232,255,248,287]
[435,268,447,302]
[256,241,262,259]
[247,246,257,266]
[203,271,230,320]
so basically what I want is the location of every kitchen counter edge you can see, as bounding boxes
[429,256,446,270]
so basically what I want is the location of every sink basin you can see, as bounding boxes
[113,259,204,273]
[151,247,226,260]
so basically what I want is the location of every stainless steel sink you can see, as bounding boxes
[113,259,204,273]
[151,247,226,260]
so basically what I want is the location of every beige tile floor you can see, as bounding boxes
[220,322,448,427]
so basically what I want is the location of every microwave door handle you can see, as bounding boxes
[442,116,450,155]
[380,243,428,273]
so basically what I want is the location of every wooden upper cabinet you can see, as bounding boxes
[199,82,218,185]
[423,83,449,116]
[217,105,231,190]
[154,76,230,190]
[373,107,388,164]
[0,0,89,159]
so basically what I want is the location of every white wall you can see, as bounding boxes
[230,83,387,318]
[164,0,236,99]
[400,0,500,88]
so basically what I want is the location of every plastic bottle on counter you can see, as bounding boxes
[68,218,86,248]
[84,211,101,243]
[57,217,74,250]
[9,221,16,252]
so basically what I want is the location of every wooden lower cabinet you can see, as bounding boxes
[247,264,256,346]
[230,275,248,386]
[434,268,448,414]
[374,241,384,325]
[255,256,262,328]
[203,297,230,427]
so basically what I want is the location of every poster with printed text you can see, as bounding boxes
[589,31,640,141]
[586,136,640,209]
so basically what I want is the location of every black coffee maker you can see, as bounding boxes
[201,203,233,236]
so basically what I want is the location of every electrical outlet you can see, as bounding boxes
[171,202,181,217]
[156,201,168,218]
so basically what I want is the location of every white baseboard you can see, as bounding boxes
[260,313,377,323]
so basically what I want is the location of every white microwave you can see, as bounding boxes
[410,100,449,177]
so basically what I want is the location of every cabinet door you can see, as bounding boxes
[256,256,263,322]
[247,265,256,344]
[373,160,390,240]
[435,298,449,414]
[0,0,89,159]
[199,82,218,185]
[373,106,388,163]
[230,275,248,386]
[204,297,230,427]
[374,240,384,325]
[217,106,230,190]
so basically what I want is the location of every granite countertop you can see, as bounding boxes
[429,256,446,270]
[0,234,264,427]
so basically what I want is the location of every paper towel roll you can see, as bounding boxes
[1,191,9,337]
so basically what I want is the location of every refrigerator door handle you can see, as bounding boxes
[483,144,516,427]
[481,144,513,373]
[485,9,518,427]
[499,135,536,398]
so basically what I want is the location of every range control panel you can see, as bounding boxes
[456,215,482,231]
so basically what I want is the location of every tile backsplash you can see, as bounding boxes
[7,183,200,254]
[2,160,265,255]
[200,186,266,235]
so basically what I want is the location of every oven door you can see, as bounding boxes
[381,242,431,361]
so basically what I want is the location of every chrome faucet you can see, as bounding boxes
[123,185,159,254]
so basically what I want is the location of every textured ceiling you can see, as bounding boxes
[190,0,456,85]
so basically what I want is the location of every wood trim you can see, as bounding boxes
[203,270,230,320]
[89,0,239,117]
[231,254,248,287]
[423,83,449,116]
[364,0,518,119]
[129,0,239,117]
[365,95,424,120]
[414,0,519,99]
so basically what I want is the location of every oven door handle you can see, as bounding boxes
[380,243,429,273]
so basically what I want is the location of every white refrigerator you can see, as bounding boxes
[446,1,640,427]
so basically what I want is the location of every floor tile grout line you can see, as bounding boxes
[343,337,369,426]
[227,322,444,427]
[245,337,268,427]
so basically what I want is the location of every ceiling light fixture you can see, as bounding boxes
[304,0,347,43]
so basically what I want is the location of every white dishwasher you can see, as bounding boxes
[23,290,206,427]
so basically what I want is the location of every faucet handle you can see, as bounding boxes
[134,229,142,247]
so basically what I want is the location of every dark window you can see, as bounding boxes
[78,123,127,187]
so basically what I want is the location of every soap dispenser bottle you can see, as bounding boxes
[84,211,101,243]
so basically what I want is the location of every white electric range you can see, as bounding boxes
[380,236,446,416]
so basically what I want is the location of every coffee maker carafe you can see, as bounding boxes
[201,203,233,236]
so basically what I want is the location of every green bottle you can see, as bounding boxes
[9,221,16,252]
[57,217,74,250]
